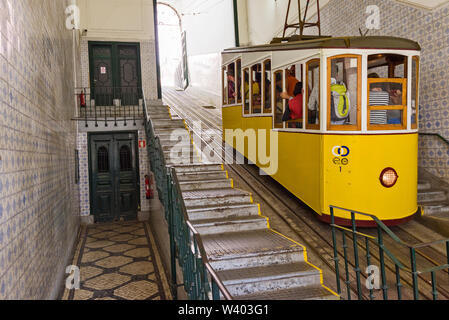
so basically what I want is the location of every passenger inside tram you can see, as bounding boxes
[283,82,303,128]
[368,73,389,125]
[227,66,236,104]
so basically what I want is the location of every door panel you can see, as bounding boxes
[91,45,114,106]
[90,132,139,222]
[89,42,142,106]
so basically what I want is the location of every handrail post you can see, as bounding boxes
[341,231,351,300]
[365,238,374,300]
[377,226,388,300]
[167,171,178,299]
[410,247,419,300]
[330,207,342,296]
[351,212,363,300]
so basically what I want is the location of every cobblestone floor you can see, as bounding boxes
[61,221,172,300]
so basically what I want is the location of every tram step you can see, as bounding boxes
[179,179,233,191]
[182,188,253,208]
[418,180,432,191]
[177,170,228,181]
[418,190,447,203]
[187,203,260,221]
[192,215,268,235]
[216,262,321,297]
[173,163,224,173]
[234,285,339,300]
[202,229,304,270]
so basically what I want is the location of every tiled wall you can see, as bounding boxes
[306,0,449,180]
[0,0,80,299]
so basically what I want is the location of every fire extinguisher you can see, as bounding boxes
[79,89,86,108]
[145,174,154,199]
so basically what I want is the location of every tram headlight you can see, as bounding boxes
[379,168,398,188]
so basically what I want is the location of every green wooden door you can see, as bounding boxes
[90,132,139,222]
[89,42,142,106]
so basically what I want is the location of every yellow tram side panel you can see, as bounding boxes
[321,134,418,223]
[222,105,322,214]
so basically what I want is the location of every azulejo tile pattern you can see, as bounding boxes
[308,0,449,179]
[62,221,172,300]
[0,0,80,299]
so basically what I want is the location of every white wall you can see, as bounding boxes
[78,0,159,100]
[78,0,155,41]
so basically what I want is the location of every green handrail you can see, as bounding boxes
[330,205,449,300]
[141,92,232,300]
[419,132,449,147]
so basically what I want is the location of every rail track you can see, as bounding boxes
[161,87,449,300]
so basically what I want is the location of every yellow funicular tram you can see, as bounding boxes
[221,36,421,226]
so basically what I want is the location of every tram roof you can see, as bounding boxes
[222,36,421,54]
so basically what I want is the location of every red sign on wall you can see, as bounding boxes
[138,140,146,149]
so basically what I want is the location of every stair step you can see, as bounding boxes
[160,140,192,148]
[216,262,321,297]
[418,190,447,203]
[192,215,268,235]
[418,181,432,191]
[235,285,339,300]
[187,203,260,221]
[177,170,228,181]
[153,119,185,127]
[161,143,193,151]
[179,179,232,191]
[173,163,224,173]
[421,203,449,216]
[182,188,252,207]
[202,229,304,268]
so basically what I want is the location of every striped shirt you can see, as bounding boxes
[369,91,389,125]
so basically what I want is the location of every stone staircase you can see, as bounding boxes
[418,169,449,217]
[417,169,449,237]
[147,103,338,300]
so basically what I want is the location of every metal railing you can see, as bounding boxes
[142,97,232,300]
[330,205,449,300]
[74,87,144,128]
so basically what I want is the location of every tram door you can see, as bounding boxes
[89,132,139,222]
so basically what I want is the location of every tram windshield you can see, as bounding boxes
[367,54,408,130]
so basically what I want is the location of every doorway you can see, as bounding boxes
[89,132,140,222]
[88,42,142,106]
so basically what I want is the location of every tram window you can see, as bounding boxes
[222,66,228,105]
[227,63,236,105]
[263,60,272,113]
[274,70,284,128]
[236,59,242,104]
[251,64,262,114]
[284,63,303,129]
[411,56,419,129]
[243,68,250,114]
[367,54,408,130]
[328,55,361,130]
[306,59,320,129]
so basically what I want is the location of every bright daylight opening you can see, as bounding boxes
[157,3,183,87]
